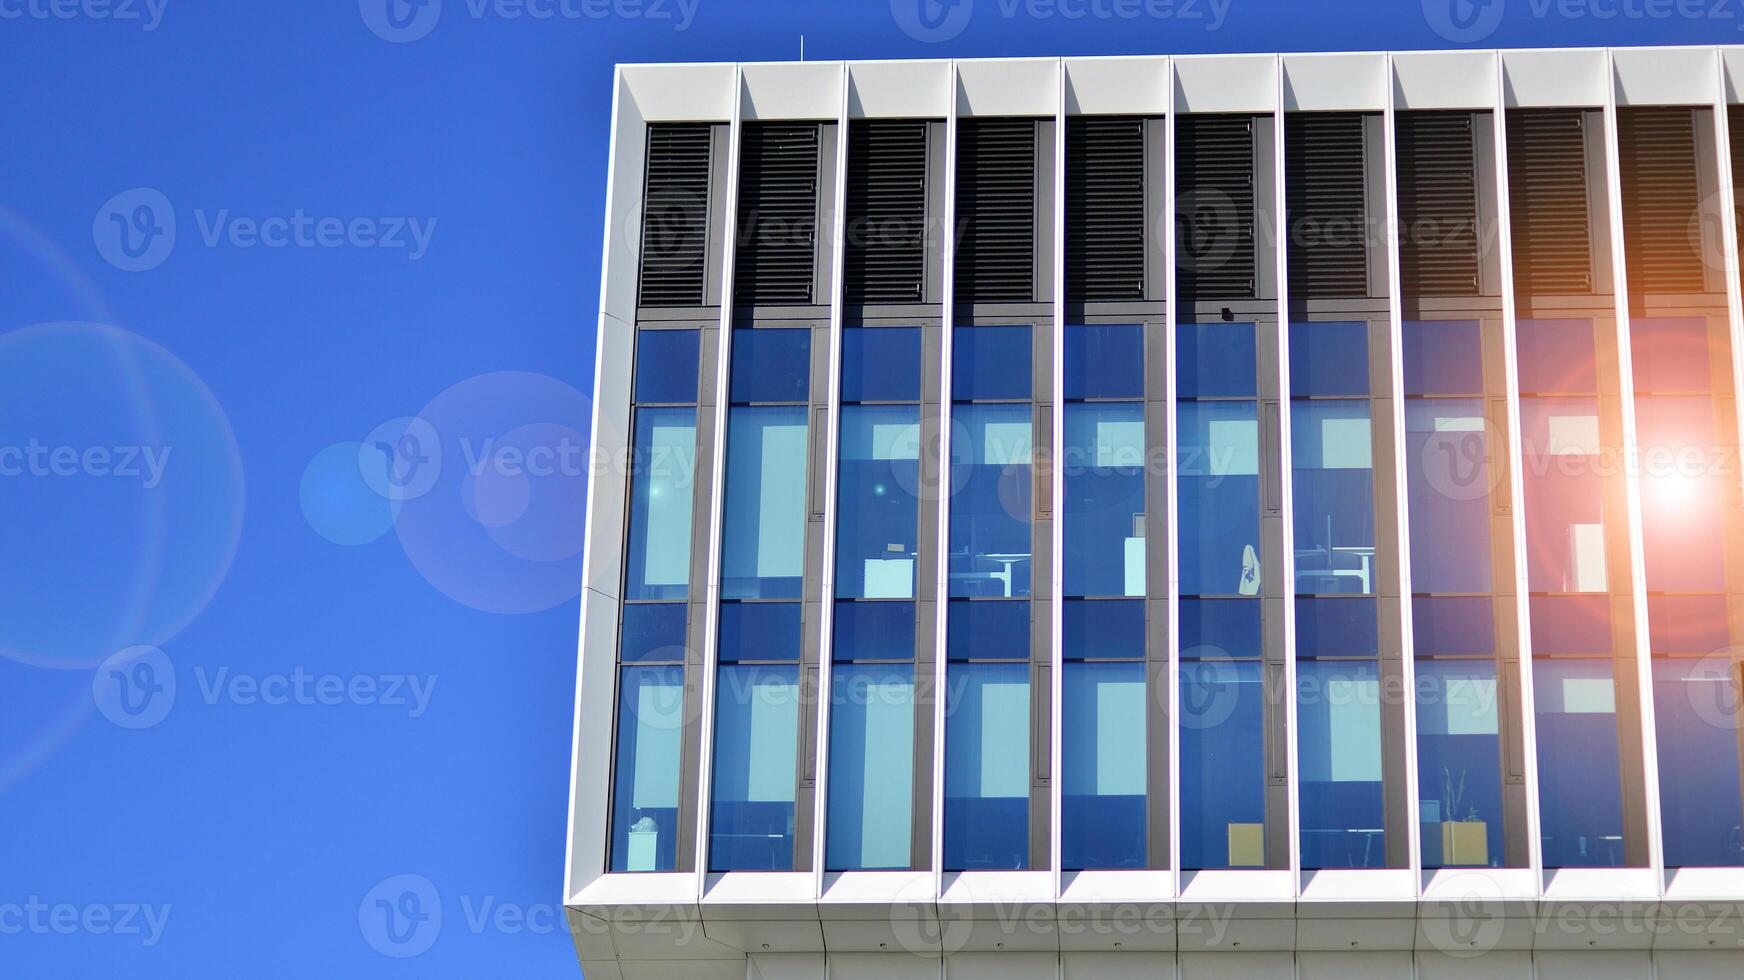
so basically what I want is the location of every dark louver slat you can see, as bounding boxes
[1733,106,1744,299]
[1619,107,1706,296]
[1397,112,1481,298]
[845,120,928,305]
[735,123,821,306]
[1286,113,1370,300]
[955,118,1037,304]
[1176,114,1258,301]
[639,123,712,308]
[1507,110,1594,296]
[1066,116,1147,302]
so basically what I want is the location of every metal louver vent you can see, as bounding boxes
[734,122,821,306]
[1619,107,1705,296]
[1397,112,1481,298]
[638,123,712,308]
[1733,106,1744,297]
[1286,113,1370,300]
[845,120,928,305]
[955,118,1038,303]
[1176,114,1258,301]
[1507,110,1595,296]
[1066,116,1147,302]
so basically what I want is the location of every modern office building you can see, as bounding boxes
[566,46,1744,979]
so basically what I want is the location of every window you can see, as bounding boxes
[944,658,1031,870]
[1653,658,1744,868]
[710,662,801,871]
[1416,660,1504,868]
[610,664,685,872]
[827,662,916,871]
[1534,658,1625,868]
[1063,325,1147,601]
[1297,658,1385,869]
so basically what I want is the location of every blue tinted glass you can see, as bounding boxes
[836,405,920,600]
[948,600,1030,661]
[625,407,698,601]
[1417,659,1505,868]
[944,661,1030,870]
[953,325,1032,401]
[1062,599,1145,660]
[949,403,1033,598]
[1177,401,1261,597]
[1292,399,1376,595]
[1063,402,1147,598]
[842,327,922,403]
[718,602,803,663]
[620,603,688,663]
[1178,321,1257,398]
[1519,398,1607,594]
[1405,398,1493,593]
[1180,660,1267,869]
[1534,658,1625,869]
[827,664,916,870]
[1653,658,1744,867]
[1637,396,1727,593]
[1062,661,1148,870]
[710,664,800,871]
[1180,598,1263,660]
[1298,659,1386,869]
[1412,597,1495,657]
[1064,323,1144,400]
[1403,320,1484,397]
[1517,319,1597,394]
[1290,321,1370,397]
[730,328,811,403]
[1296,598,1378,658]
[834,601,915,662]
[1648,595,1731,654]
[721,406,809,599]
[1529,595,1613,655]
[611,664,686,872]
[636,329,702,404]
[1632,317,1714,394]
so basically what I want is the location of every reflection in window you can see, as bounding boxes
[944,660,1030,870]
[949,404,1033,598]
[610,664,685,872]
[1519,398,1607,593]
[1405,399,1492,594]
[837,406,920,599]
[1178,401,1261,597]
[1180,657,1266,869]
[1062,599,1146,870]
[709,664,801,871]
[1534,658,1625,868]
[827,662,915,871]
[626,408,698,600]
[1417,660,1504,868]
[1298,659,1385,869]
[1653,658,1744,868]
[1292,400,1376,595]
[1064,402,1146,598]
[722,406,810,600]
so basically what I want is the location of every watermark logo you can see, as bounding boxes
[360,874,442,957]
[0,0,167,30]
[893,0,974,41]
[92,646,176,730]
[93,188,175,273]
[361,417,442,502]
[360,0,442,42]
[0,898,171,947]
[1421,870,1507,956]
[1420,417,1503,503]
[1423,0,1507,42]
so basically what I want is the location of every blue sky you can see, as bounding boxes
[0,0,1738,976]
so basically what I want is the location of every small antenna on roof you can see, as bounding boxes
[800,35,805,61]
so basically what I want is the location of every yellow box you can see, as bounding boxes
[1441,821,1489,866]
[1227,823,1265,868]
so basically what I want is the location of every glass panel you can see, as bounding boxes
[1653,658,1744,868]
[721,406,809,600]
[836,405,921,599]
[1064,323,1144,400]
[949,403,1033,598]
[1290,321,1370,397]
[948,600,1030,661]
[1180,659,1267,869]
[1412,597,1495,657]
[1519,397,1607,594]
[1403,320,1484,397]
[1295,597,1378,658]
[1178,321,1257,399]
[1631,317,1713,394]
[1529,595,1614,655]
[1405,398,1493,594]
[1177,401,1261,597]
[841,326,921,403]
[710,664,800,871]
[610,664,686,872]
[620,603,688,663]
[1062,661,1147,869]
[1517,319,1597,395]
[731,328,811,403]
[1062,599,1145,661]
[1292,400,1376,595]
[1298,659,1386,869]
[1179,598,1262,660]
[1636,395,1726,593]
[833,601,916,663]
[953,325,1033,401]
[1647,595,1731,655]
[826,663,916,870]
[718,602,802,663]
[943,661,1031,870]
[635,329,702,404]
[1416,660,1505,868]
[1534,658,1625,868]
[625,408,698,601]
[1064,402,1147,598]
